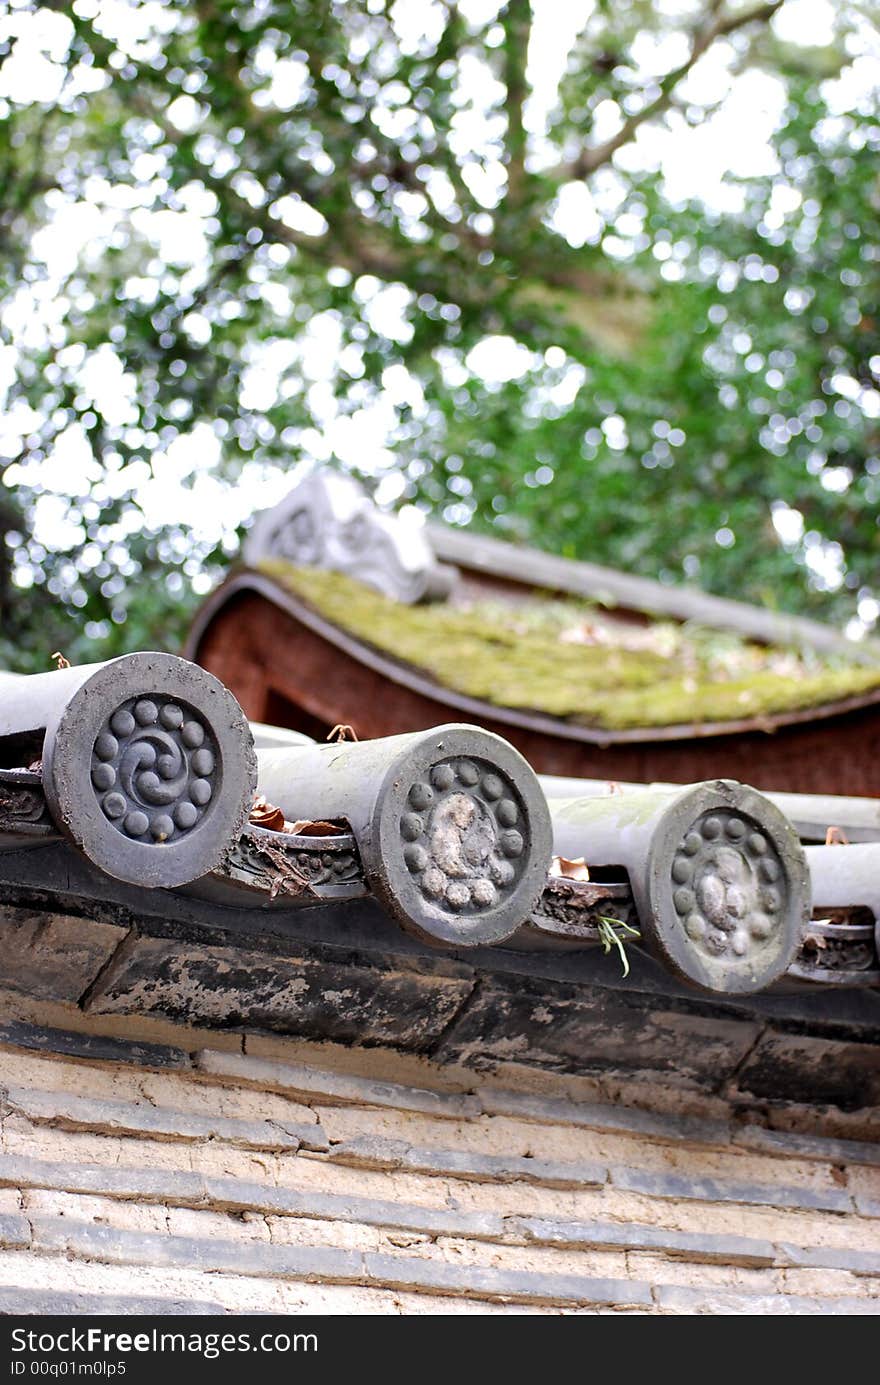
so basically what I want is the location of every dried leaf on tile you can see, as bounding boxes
[249,794,286,832]
[288,819,348,837]
[550,855,591,881]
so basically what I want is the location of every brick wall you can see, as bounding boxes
[0,996,878,1314]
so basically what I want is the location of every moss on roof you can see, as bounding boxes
[259,561,880,732]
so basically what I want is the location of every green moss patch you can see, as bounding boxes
[260,561,880,731]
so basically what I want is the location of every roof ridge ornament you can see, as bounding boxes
[243,469,455,604]
[255,723,553,946]
[550,780,810,995]
[0,653,257,889]
[2,678,878,993]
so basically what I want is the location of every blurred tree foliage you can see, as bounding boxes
[0,0,878,669]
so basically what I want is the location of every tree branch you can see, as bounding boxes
[502,0,531,210]
[558,0,787,182]
[127,79,639,350]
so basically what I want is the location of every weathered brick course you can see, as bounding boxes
[0,1011,874,1315]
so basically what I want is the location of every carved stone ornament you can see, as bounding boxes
[367,731,553,947]
[256,724,553,946]
[400,757,531,915]
[788,914,879,987]
[669,811,786,964]
[243,470,450,604]
[220,826,364,899]
[91,696,219,847]
[42,654,258,890]
[530,876,637,941]
[642,789,810,995]
[0,772,55,837]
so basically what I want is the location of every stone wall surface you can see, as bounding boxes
[0,980,878,1315]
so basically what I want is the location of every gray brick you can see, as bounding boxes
[480,1089,732,1148]
[436,975,762,1086]
[730,1030,880,1109]
[0,1151,505,1241]
[0,1020,189,1070]
[0,908,125,1003]
[32,1213,880,1314]
[0,1214,30,1250]
[0,1286,224,1316]
[2,1085,328,1152]
[197,1049,480,1119]
[363,1253,653,1308]
[0,1152,210,1205]
[31,1216,365,1283]
[775,1243,880,1276]
[611,1166,853,1214]
[29,1214,653,1308]
[203,1175,506,1241]
[88,937,472,1051]
[654,1284,880,1315]
[733,1124,880,1168]
[855,1195,880,1218]
[513,1217,776,1267]
[325,1135,608,1189]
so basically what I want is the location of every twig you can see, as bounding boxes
[555,0,787,182]
[825,825,849,846]
[327,724,358,742]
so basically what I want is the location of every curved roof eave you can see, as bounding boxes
[186,570,880,747]
[427,524,880,665]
